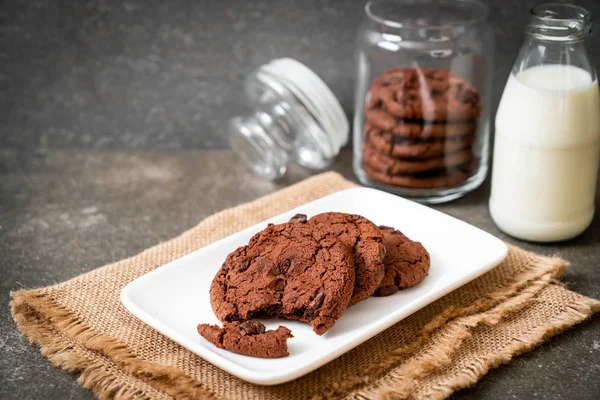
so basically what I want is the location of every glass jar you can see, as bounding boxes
[490,3,600,242]
[353,0,494,204]
[228,58,349,180]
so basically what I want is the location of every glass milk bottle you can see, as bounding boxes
[490,3,600,242]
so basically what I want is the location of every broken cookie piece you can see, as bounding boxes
[197,321,293,358]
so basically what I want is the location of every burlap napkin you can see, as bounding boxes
[11,172,600,400]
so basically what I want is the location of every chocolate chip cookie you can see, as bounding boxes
[291,212,386,306]
[363,164,469,189]
[210,221,355,335]
[363,143,473,175]
[373,226,431,296]
[365,124,474,159]
[365,108,477,139]
[368,68,482,122]
[197,321,293,358]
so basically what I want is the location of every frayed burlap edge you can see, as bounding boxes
[381,290,600,400]
[371,286,600,399]
[11,292,215,400]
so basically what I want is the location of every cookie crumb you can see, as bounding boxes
[197,321,293,358]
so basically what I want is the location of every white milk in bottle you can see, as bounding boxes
[490,66,600,241]
[489,4,600,242]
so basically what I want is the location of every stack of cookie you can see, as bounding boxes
[362,67,482,189]
[199,212,430,357]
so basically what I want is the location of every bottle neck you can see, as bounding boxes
[525,3,591,42]
[513,4,595,80]
[513,35,595,81]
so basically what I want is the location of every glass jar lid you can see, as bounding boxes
[228,58,349,179]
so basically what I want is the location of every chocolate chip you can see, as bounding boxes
[304,289,325,320]
[289,213,307,223]
[236,258,250,272]
[239,321,266,336]
[460,88,480,106]
[368,99,384,109]
[270,277,285,291]
[279,259,291,274]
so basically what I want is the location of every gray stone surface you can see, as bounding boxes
[1,0,599,150]
[2,0,600,398]
[1,149,599,400]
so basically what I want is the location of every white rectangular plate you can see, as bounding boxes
[121,187,508,385]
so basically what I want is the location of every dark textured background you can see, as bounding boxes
[1,0,599,150]
[2,1,600,399]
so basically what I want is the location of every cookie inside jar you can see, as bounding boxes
[361,67,482,191]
